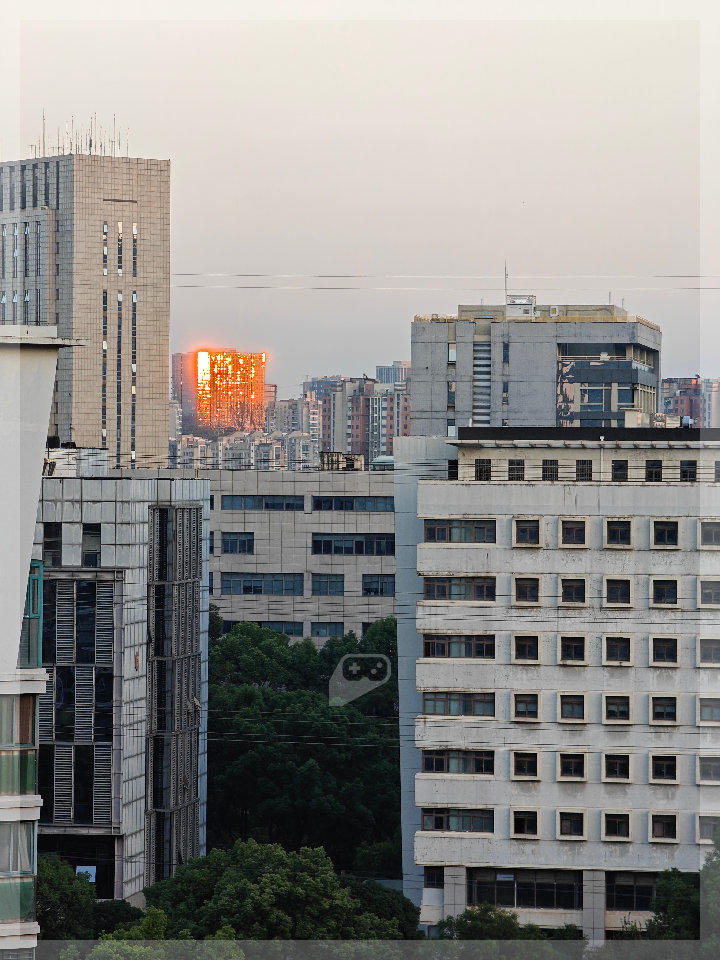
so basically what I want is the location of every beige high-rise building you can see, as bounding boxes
[0,153,170,466]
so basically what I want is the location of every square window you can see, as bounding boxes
[559,636,586,664]
[700,521,720,547]
[559,694,585,722]
[646,459,663,482]
[652,638,678,665]
[514,518,540,546]
[512,810,538,837]
[604,754,630,781]
[542,459,559,481]
[513,635,539,662]
[654,520,679,547]
[513,693,539,721]
[604,812,631,840]
[612,459,629,481]
[604,695,631,723]
[605,578,631,606]
[559,754,586,779]
[699,638,720,666]
[700,580,720,606]
[558,811,584,839]
[508,459,525,481]
[651,696,677,724]
[650,814,677,841]
[575,459,593,482]
[424,866,444,888]
[653,579,678,606]
[561,578,586,605]
[651,756,677,782]
[606,519,632,547]
[698,815,720,844]
[698,757,720,784]
[474,458,491,481]
[561,519,586,546]
[515,578,540,604]
[604,636,631,664]
[512,752,538,779]
[698,697,720,724]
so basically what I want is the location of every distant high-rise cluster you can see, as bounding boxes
[172,349,267,433]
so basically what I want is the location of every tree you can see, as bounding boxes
[339,876,420,940]
[645,869,700,940]
[143,839,409,939]
[208,603,223,641]
[438,905,584,944]
[36,855,95,939]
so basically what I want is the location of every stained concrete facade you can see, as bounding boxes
[410,298,662,436]
[0,154,170,467]
[398,427,720,941]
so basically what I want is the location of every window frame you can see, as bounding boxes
[652,518,680,550]
[649,811,678,844]
[511,750,540,781]
[559,576,587,607]
[513,576,541,606]
[650,636,679,668]
[512,691,541,722]
[697,813,720,845]
[602,692,633,725]
[557,635,588,666]
[556,752,587,782]
[651,577,679,608]
[603,576,633,608]
[699,579,720,609]
[604,517,633,549]
[603,810,632,842]
[556,809,586,841]
[602,635,633,667]
[699,519,720,550]
[649,753,678,785]
[510,633,542,664]
[557,692,587,724]
[510,808,541,839]
[697,755,720,786]
[649,694,678,726]
[602,753,632,783]
[697,637,720,668]
[559,517,588,549]
[512,516,542,548]
[697,696,720,726]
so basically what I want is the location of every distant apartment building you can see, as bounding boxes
[397,426,720,942]
[410,296,662,435]
[314,376,410,463]
[172,349,267,435]
[266,396,321,445]
[376,360,410,384]
[0,153,170,466]
[206,470,396,639]
[662,376,720,428]
[33,452,209,902]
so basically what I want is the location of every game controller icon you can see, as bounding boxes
[329,654,391,705]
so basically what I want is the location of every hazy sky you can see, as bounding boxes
[4,7,717,395]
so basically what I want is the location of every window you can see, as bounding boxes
[653,579,678,606]
[424,519,496,543]
[423,692,495,717]
[448,342,457,363]
[651,756,677,782]
[209,495,214,510]
[513,693,539,721]
[700,521,720,547]
[575,459,593,482]
[514,518,540,546]
[612,459,629,481]
[716,461,720,482]
[654,520,679,547]
[542,459,559,481]
[515,578,539,604]
[513,635,539,661]
[423,577,495,601]
[221,532,254,554]
[422,750,494,775]
[652,638,678,665]
[604,695,631,722]
[512,752,538,778]
[558,812,584,839]
[81,523,101,567]
[502,342,510,363]
[606,873,656,910]
[646,459,663,481]
[447,459,458,480]
[604,813,631,840]
[559,694,585,721]
[474,458,491,481]
[258,621,304,637]
[312,495,394,511]
[220,573,303,596]
[43,522,62,567]
[362,574,395,597]
[699,638,720,665]
[561,519,585,546]
[221,494,304,510]
[606,519,632,547]
[700,580,720,606]
[422,635,495,658]
[447,381,456,407]
[311,622,344,638]
[446,419,456,438]
[559,754,585,779]
[422,808,494,833]
[604,755,630,781]
[698,816,720,844]
[508,459,525,481]
[312,573,345,596]
[512,811,538,837]
[312,533,394,556]
[698,757,720,783]
[604,636,631,664]
[650,814,677,841]
[467,868,583,910]
[561,579,585,604]
[698,697,720,724]
[605,578,631,605]
[424,867,444,888]
[680,459,697,482]
[559,636,585,664]
[0,821,34,874]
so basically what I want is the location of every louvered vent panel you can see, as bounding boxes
[93,743,112,824]
[55,581,75,663]
[74,665,94,742]
[53,744,73,822]
[95,582,114,664]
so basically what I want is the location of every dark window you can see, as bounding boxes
[474,458,491,481]
[424,867,444,889]
[312,573,344,596]
[652,637,678,663]
[542,459,559,481]
[605,754,630,780]
[515,578,539,603]
[514,693,539,720]
[575,459,593,482]
[716,461,720,482]
[423,692,495,717]
[312,495,394,511]
[699,757,720,781]
[513,752,538,777]
[423,577,496,601]
[514,636,538,661]
[209,495,214,510]
[560,636,585,662]
[560,695,585,720]
[42,578,56,665]
[680,460,697,482]
[605,637,631,663]
[221,532,254,554]
[73,744,93,824]
[447,459,458,480]
[75,580,96,663]
[651,696,677,722]
[606,520,631,546]
[654,520,678,546]
[559,812,584,837]
[646,459,663,481]
[310,622,344,638]
[362,574,395,597]
[701,521,720,546]
[422,808,494,833]
[700,580,720,605]
[606,579,631,604]
[561,579,585,604]
[55,666,75,739]
[424,519,496,543]
[513,811,538,835]
[606,873,656,910]
[514,519,539,545]
[651,815,676,840]
[560,755,585,778]
[38,744,54,822]
[502,342,510,363]
[612,459,629,481]
[605,814,630,839]
[258,621,304,637]
[311,533,394,556]
[422,750,494,775]
[43,522,62,567]
[220,573,304,596]
[508,459,525,481]
[220,494,304,510]
[561,520,585,545]
[651,756,677,780]
[605,696,630,721]
[699,638,720,664]
[422,635,495,658]
[81,524,101,567]
[468,868,583,910]
[94,667,113,742]
[653,580,678,605]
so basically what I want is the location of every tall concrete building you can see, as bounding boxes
[376,360,410,385]
[410,296,662,435]
[397,426,720,941]
[33,451,209,902]
[0,153,170,466]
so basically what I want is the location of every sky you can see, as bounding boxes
[3,4,718,396]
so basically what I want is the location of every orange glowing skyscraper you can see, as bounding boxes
[172,349,267,433]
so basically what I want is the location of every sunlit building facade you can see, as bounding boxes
[172,349,267,434]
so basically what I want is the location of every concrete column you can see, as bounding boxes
[443,865,467,918]
[582,869,606,944]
